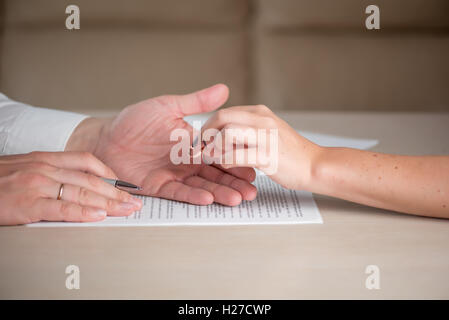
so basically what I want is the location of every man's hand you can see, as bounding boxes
[0,152,142,225]
[66,84,257,206]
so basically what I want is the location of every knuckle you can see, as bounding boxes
[27,161,53,172]
[86,173,101,188]
[105,168,116,179]
[256,104,271,114]
[158,95,177,107]
[78,187,90,202]
[215,109,228,121]
[80,151,95,161]
[27,151,43,160]
[153,95,180,110]
[118,190,131,202]
[81,206,90,219]
[73,151,97,165]
[106,199,116,211]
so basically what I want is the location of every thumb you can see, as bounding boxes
[172,83,229,117]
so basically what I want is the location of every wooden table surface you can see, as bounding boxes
[1,111,448,299]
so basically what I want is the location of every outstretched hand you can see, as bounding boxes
[67,84,257,206]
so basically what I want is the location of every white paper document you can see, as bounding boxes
[28,175,322,227]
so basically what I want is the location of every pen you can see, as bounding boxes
[101,178,142,191]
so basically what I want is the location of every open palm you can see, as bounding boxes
[93,84,257,206]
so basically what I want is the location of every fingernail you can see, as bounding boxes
[120,202,138,211]
[92,209,107,219]
[129,197,142,208]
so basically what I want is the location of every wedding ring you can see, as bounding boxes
[57,183,64,200]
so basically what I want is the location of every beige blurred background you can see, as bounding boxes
[0,0,448,112]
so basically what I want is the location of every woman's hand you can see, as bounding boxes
[201,105,449,219]
[200,105,323,190]
[0,151,142,225]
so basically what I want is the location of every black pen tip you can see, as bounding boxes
[116,180,142,190]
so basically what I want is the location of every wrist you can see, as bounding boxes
[285,139,326,191]
[307,145,333,193]
[65,117,110,154]
[309,146,358,197]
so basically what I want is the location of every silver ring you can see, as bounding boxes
[57,184,64,200]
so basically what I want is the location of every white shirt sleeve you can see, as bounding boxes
[0,93,89,155]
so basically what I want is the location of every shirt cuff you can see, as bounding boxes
[4,106,89,155]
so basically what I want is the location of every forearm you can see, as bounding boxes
[310,147,449,218]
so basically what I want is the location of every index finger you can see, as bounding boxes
[201,107,266,134]
[27,151,117,179]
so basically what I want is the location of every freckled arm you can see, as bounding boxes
[309,148,449,218]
